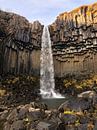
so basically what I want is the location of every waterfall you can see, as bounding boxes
[40,26,64,98]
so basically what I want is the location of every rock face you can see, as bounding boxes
[0,2,97,77]
[49,2,97,77]
[0,10,43,75]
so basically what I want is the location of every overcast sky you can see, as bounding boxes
[0,0,97,25]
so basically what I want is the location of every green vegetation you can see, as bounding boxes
[62,74,97,94]
[64,110,75,115]
[55,74,97,95]
[0,75,40,106]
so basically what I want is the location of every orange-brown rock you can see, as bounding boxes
[49,2,97,77]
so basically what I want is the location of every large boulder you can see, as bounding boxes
[59,113,78,124]
[78,91,96,99]
[36,121,57,130]
[59,91,97,111]
[10,120,25,130]
[7,108,18,123]
[59,97,91,111]
[27,108,43,121]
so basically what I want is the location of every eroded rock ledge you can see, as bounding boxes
[49,2,97,77]
[0,10,43,75]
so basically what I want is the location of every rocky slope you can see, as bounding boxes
[49,2,97,77]
[0,91,97,130]
[0,10,43,75]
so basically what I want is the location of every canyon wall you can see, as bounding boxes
[0,10,43,75]
[0,2,97,77]
[49,2,97,77]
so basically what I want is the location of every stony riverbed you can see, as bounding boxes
[0,75,97,130]
[0,90,97,130]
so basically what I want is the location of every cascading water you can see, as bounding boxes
[40,26,64,98]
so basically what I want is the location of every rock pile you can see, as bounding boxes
[0,91,97,130]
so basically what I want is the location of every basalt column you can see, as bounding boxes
[0,10,43,75]
[49,2,97,77]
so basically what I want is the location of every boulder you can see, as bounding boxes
[59,113,78,124]
[4,122,11,130]
[78,91,96,99]
[0,110,9,120]
[17,106,28,120]
[36,121,57,130]
[10,120,25,130]
[78,91,97,107]
[59,97,91,111]
[7,109,18,124]
[77,124,88,130]
[27,108,42,121]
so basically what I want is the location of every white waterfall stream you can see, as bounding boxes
[40,26,64,98]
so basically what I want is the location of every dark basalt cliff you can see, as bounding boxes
[0,2,97,77]
[49,2,97,77]
[0,10,43,75]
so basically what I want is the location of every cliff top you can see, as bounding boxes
[57,2,97,20]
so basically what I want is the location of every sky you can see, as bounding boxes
[0,0,97,25]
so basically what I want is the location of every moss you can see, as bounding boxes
[64,110,75,115]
